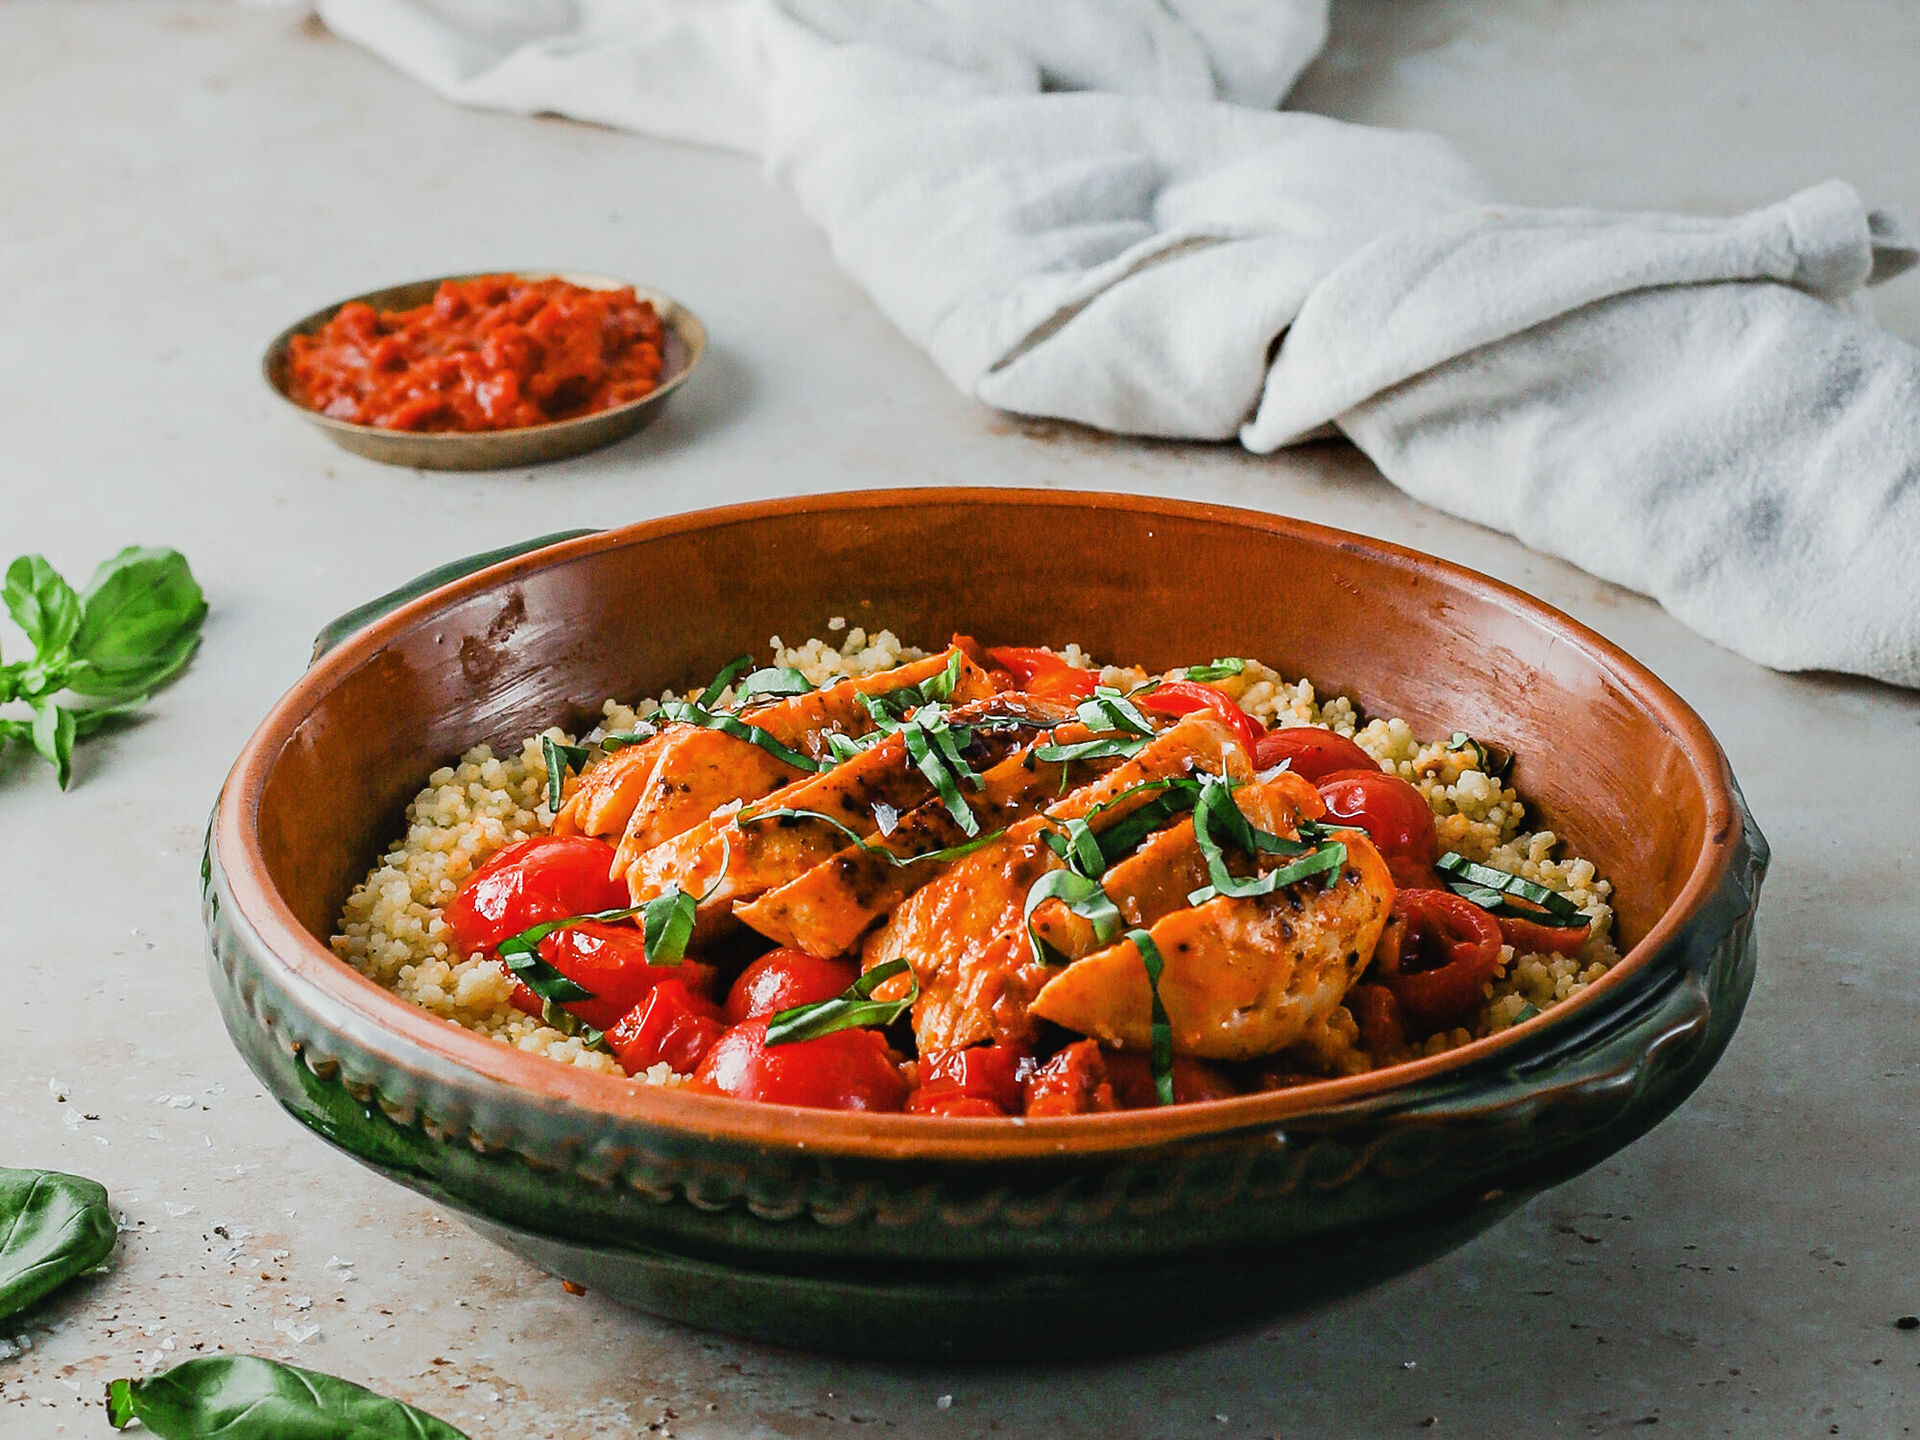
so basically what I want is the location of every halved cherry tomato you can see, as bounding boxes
[607,980,726,1076]
[1252,726,1378,782]
[724,949,861,1025]
[502,922,717,1031]
[986,646,1099,702]
[1316,770,1440,888]
[444,835,628,956]
[1021,1039,1117,1117]
[1103,1051,1241,1108]
[1374,888,1504,1034]
[1495,905,1592,956]
[691,1018,908,1112]
[1137,680,1263,756]
[910,1042,1031,1115]
[911,1093,1007,1118]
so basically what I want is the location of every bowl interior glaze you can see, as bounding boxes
[223,489,1738,1157]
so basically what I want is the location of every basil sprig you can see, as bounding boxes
[657,700,822,773]
[0,1167,116,1324]
[0,547,206,789]
[1187,775,1348,904]
[1128,928,1176,1106]
[107,1356,469,1439]
[764,958,918,1046]
[1436,851,1586,928]
[738,806,1005,867]
[1183,658,1246,683]
[540,735,591,813]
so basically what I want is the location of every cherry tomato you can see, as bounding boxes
[692,1018,908,1112]
[1316,771,1440,888]
[1494,904,1592,956]
[444,836,627,956]
[1021,1039,1117,1117]
[986,646,1099,702]
[1374,889,1504,1034]
[1137,680,1263,756]
[1347,982,1408,1057]
[911,1093,1008,1118]
[502,922,716,1032]
[1252,726,1378,781]
[910,1042,1031,1115]
[724,949,860,1025]
[608,980,727,1076]
[1103,1051,1241,1108]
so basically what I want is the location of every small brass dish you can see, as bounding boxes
[261,271,706,471]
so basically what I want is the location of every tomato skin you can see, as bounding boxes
[1348,982,1408,1056]
[502,923,716,1031]
[1495,907,1592,956]
[1137,681,1263,756]
[724,950,861,1025]
[1316,771,1440,888]
[1021,1039,1117,1117]
[1103,1051,1241,1108]
[910,1093,1007,1118]
[1374,888,1504,1034]
[1252,727,1378,782]
[608,980,726,1076]
[444,836,628,957]
[692,1019,908,1112]
[986,646,1099,702]
[911,1043,1031,1115]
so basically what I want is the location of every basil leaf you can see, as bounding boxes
[1183,658,1246,683]
[1087,783,1203,866]
[657,700,821,773]
[597,725,657,752]
[1436,852,1586,926]
[0,1167,115,1324]
[824,731,869,763]
[740,666,814,700]
[1127,929,1176,1106]
[1073,688,1156,738]
[65,547,207,698]
[642,836,732,965]
[902,718,979,836]
[540,736,591,813]
[696,654,754,708]
[3,555,82,657]
[1032,734,1149,764]
[30,701,76,790]
[68,694,149,739]
[764,957,917,1045]
[1187,842,1346,905]
[1023,868,1123,965]
[106,1356,469,1439]
[1510,1001,1541,1024]
[1189,776,1347,901]
[738,806,1004,867]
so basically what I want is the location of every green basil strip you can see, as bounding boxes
[765,957,918,1045]
[913,649,966,706]
[641,837,734,965]
[0,1167,116,1325]
[1057,816,1107,878]
[902,719,979,836]
[741,665,814,700]
[541,736,591,813]
[598,725,657,752]
[1188,841,1347,905]
[696,654,755,708]
[657,700,821,772]
[1190,777,1348,901]
[738,807,1005,867]
[1128,928,1176,1106]
[1032,734,1149,764]
[1090,787,1203,867]
[107,1356,470,1439]
[1436,852,1586,925]
[1510,1001,1541,1024]
[1023,869,1123,965]
[1183,658,1246,683]
[1074,687,1157,738]
[824,731,869,763]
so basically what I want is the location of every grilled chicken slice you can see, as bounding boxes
[1026,769,1327,962]
[622,695,1062,924]
[550,737,666,838]
[1028,826,1394,1062]
[866,712,1254,1052]
[601,645,991,875]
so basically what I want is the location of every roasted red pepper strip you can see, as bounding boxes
[1376,888,1504,1034]
[1137,680,1264,757]
[986,646,1099,702]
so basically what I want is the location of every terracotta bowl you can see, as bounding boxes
[203,490,1765,1359]
[261,272,706,471]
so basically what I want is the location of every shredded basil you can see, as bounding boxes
[1510,1001,1541,1024]
[1183,658,1246,683]
[737,806,1004,867]
[598,724,657,752]
[1023,868,1123,965]
[1128,928,1176,1106]
[540,736,591,813]
[740,666,814,701]
[1032,734,1150,764]
[824,731,868,763]
[764,957,918,1045]
[1074,687,1158,738]
[1187,775,1348,902]
[1435,851,1586,927]
[901,713,983,836]
[657,700,822,772]
[1086,780,1204,864]
[639,836,735,965]
[696,654,755,708]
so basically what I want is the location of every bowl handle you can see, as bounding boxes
[309,530,600,663]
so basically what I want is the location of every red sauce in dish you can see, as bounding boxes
[286,275,667,432]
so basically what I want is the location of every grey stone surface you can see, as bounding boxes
[1,2,1915,1435]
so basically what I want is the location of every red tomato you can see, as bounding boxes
[1137,681,1263,756]
[502,922,716,1032]
[1374,889,1504,1034]
[724,949,860,1025]
[692,1019,908,1112]
[1021,1039,1117,1117]
[444,836,628,956]
[986,646,1099,702]
[1347,982,1408,1056]
[1103,1051,1241,1108]
[608,980,726,1076]
[911,1043,1031,1115]
[1495,907,1592,956]
[911,1093,1007,1118]
[1252,727,1378,781]
[1316,771,1440,888]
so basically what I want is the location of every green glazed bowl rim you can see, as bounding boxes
[211,489,1748,1162]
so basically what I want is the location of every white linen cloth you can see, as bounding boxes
[319,0,1920,687]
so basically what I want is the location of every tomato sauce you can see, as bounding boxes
[286,275,667,432]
